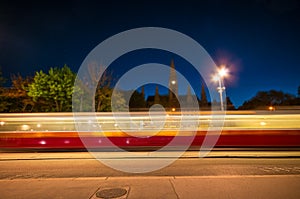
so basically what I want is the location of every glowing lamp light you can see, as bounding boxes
[171,80,176,85]
[212,74,220,82]
[268,106,275,111]
[171,108,176,112]
[211,65,230,111]
[218,66,229,77]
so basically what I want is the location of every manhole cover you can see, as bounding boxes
[96,188,128,199]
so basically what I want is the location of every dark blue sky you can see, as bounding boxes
[1,0,300,107]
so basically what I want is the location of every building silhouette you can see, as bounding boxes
[143,60,209,111]
[126,60,236,111]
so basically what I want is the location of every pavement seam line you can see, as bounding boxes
[89,187,100,199]
[169,178,179,199]
[1,175,300,181]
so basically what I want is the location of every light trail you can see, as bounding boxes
[0,111,299,150]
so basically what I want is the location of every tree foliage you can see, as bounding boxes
[28,65,76,112]
[95,80,126,112]
[0,67,6,86]
[0,74,33,113]
[226,96,235,110]
[238,90,299,110]
[0,64,127,113]
[129,90,146,110]
[72,62,126,112]
[4,74,34,112]
[0,67,9,112]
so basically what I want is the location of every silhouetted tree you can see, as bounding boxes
[76,62,125,112]
[129,90,146,110]
[226,96,235,110]
[0,67,10,112]
[6,74,34,112]
[238,90,298,110]
[0,67,6,86]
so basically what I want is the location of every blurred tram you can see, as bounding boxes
[0,111,300,150]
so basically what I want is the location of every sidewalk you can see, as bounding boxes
[1,175,299,199]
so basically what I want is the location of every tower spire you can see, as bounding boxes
[168,59,178,107]
[201,82,208,107]
[154,85,160,104]
[186,85,192,106]
[141,86,145,99]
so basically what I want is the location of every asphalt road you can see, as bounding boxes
[1,152,300,179]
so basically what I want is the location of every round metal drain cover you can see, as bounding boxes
[96,188,127,199]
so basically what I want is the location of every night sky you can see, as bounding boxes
[1,0,300,107]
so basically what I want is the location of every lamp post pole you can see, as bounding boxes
[217,77,225,111]
[212,66,228,111]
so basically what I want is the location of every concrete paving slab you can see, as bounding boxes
[0,178,104,199]
[172,175,300,199]
[0,175,299,199]
[104,177,177,199]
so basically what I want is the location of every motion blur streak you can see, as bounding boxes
[0,111,299,150]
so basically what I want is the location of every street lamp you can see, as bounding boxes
[212,66,228,111]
